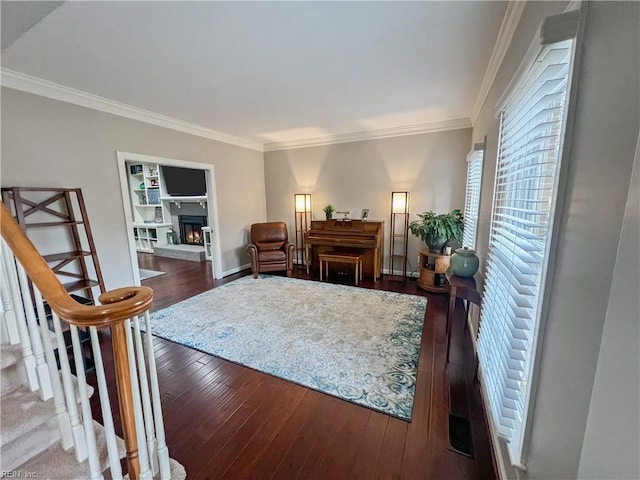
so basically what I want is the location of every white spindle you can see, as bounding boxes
[88,326,123,480]
[14,262,53,400]
[144,311,171,479]
[0,267,21,345]
[33,287,74,450]
[124,319,153,480]
[1,240,39,391]
[132,316,159,475]
[69,325,103,480]
[50,311,88,462]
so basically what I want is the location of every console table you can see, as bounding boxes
[445,272,482,363]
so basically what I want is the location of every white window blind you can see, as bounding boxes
[463,146,484,249]
[477,38,574,467]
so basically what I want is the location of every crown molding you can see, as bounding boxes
[263,117,472,152]
[470,1,527,125]
[0,68,264,152]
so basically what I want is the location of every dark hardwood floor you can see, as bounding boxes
[90,254,495,479]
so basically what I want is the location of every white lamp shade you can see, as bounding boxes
[392,192,408,213]
[294,194,311,213]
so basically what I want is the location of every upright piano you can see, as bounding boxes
[304,219,384,281]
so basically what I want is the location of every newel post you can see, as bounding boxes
[111,322,140,480]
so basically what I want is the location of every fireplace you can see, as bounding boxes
[178,215,207,246]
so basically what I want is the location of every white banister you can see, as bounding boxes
[51,310,88,462]
[69,324,103,480]
[1,240,38,390]
[33,287,74,450]
[14,262,53,400]
[89,326,124,480]
[132,315,159,475]
[124,319,153,480]
[144,311,171,479]
[0,267,21,345]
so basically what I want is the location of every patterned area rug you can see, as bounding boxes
[148,275,427,420]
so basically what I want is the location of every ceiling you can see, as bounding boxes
[1,1,508,150]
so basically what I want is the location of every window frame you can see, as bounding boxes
[476,8,583,471]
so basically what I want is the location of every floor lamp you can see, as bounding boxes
[294,193,312,268]
[388,191,409,281]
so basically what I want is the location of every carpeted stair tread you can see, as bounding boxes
[1,344,26,398]
[0,386,56,448]
[2,415,59,472]
[17,419,125,480]
[17,420,187,480]
[1,344,22,370]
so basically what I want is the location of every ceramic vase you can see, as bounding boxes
[450,247,480,277]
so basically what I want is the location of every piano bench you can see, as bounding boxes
[318,253,363,286]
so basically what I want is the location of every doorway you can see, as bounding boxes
[116,151,223,285]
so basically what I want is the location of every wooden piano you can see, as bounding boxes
[304,219,384,281]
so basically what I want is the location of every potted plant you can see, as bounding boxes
[409,209,464,253]
[322,204,335,220]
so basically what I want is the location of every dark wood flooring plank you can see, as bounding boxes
[270,394,350,480]
[348,412,389,480]
[374,418,408,478]
[219,386,307,480]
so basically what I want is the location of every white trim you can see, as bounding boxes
[221,263,251,278]
[263,118,472,152]
[1,69,264,152]
[116,151,225,281]
[470,1,527,125]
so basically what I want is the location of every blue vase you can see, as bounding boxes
[450,247,479,277]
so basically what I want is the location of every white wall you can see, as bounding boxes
[1,87,267,289]
[471,2,639,478]
[263,128,471,274]
[578,135,640,480]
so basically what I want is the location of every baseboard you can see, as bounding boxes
[221,263,251,278]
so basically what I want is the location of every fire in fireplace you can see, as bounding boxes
[178,215,207,246]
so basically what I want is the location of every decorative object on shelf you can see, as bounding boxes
[335,210,350,221]
[147,165,158,176]
[444,246,452,255]
[322,204,334,220]
[130,164,143,175]
[153,207,163,223]
[166,228,178,245]
[361,209,369,221]
[409,209,464,253]
[294,193,312,268]
[449,247,480,277]
[147,188,160,204]
[139,182,145,190]
[388,191,410,282]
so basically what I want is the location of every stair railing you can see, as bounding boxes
[1,202,171,480]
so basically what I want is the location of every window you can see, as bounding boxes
[477,30,577,468]
[462,145,484,249]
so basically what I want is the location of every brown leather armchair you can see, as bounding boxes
[247,222,295,278]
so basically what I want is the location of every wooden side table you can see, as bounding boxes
[445,273,482,363]
[417,248,451,293]
[319,253,363,285]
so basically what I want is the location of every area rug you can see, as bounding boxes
[139,268,166,280]
[147,275,427,420]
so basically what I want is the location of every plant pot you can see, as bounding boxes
[449,247,480,277]
[325,213,332,220]
[425,234,448,253]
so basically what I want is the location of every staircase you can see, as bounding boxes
[0,201,186,479]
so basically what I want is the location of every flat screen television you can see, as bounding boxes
[162,166,207,196]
